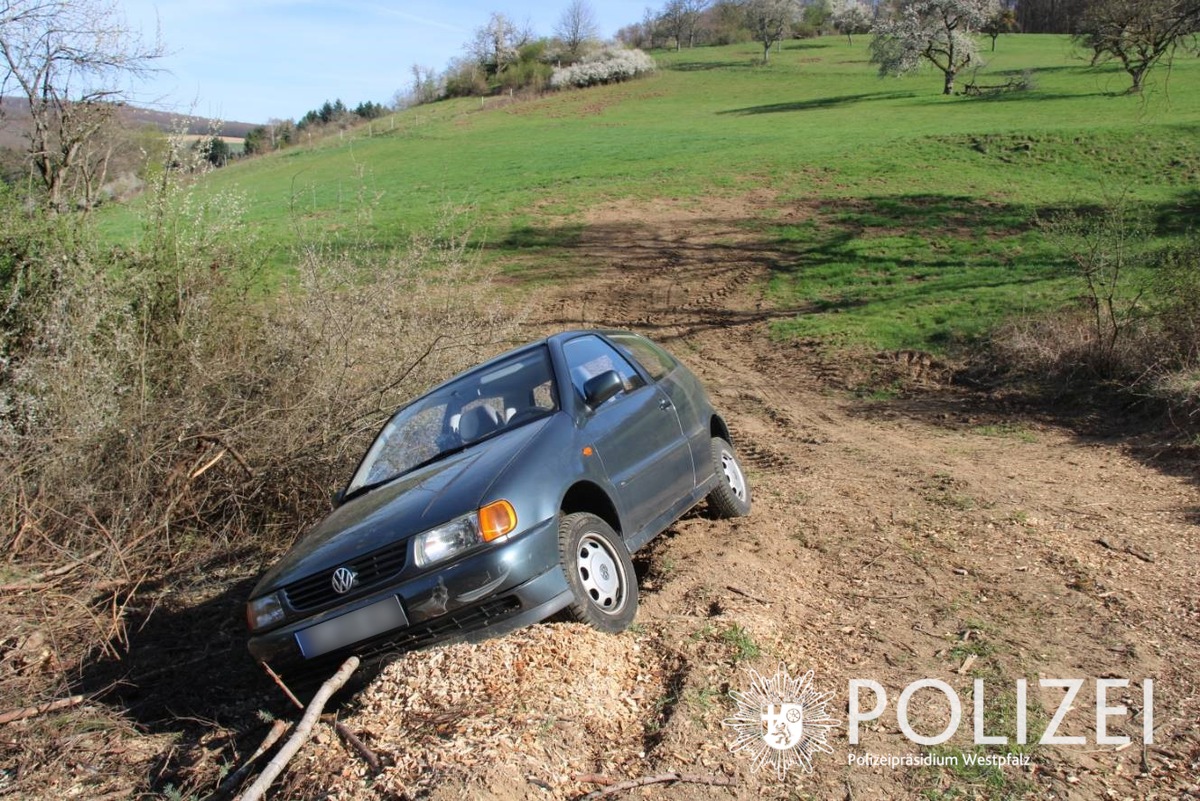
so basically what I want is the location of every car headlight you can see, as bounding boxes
[414,501,518,568]
[246,592,285,631]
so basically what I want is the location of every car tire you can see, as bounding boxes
[707,436,751,518]
[558,512,638,633]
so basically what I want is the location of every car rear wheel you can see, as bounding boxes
[558,512,637,632]
[706,436,751,518]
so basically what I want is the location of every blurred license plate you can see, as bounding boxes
[295,596,408,658]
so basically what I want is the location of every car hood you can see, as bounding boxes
[252,417,552,596]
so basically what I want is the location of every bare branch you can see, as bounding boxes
[0,0,165,211]
[236,656,360,801]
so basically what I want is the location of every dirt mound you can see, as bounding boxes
[305,624,666,799]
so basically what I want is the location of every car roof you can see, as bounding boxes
[420,329,636,397]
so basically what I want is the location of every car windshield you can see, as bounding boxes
[345,346,558,496]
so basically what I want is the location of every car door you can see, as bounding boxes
[606,332,706,479]
[562,335,695,537]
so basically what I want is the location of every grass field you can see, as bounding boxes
[100,34,1200,352]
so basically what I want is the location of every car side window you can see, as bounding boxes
[608,333,677,382]
[563,335,646,403]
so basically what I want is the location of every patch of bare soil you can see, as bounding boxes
[5,194,1197,801]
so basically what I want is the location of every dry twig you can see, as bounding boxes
[0,547,105,591]
[203,719,289,801]
[236,656,359,801]
[0,694,85,725]
[260,660,304,710]
[331,719,382,774]
[577,772,736,799]
[726,584,770,605]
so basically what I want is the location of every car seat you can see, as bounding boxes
[458,404,502,442]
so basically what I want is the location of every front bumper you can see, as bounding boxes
[247,516,571,677]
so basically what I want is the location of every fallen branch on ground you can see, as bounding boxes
[726,584,769,605]
[329,717,382,774]
[260,660,304,710]
[236,656,359,801]
[0,695,85,725]
[576,772,736,799]
[203,719,289,801]
[0,547,106,591]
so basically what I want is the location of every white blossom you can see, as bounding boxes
[550,47,657,89]
[869,0,998,94]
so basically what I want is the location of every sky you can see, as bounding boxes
[120,0,649,125]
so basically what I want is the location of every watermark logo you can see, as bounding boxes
[723,664,840,778]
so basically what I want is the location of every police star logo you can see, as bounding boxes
[723,664,840,778]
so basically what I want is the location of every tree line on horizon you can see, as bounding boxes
[237,0,1198,160]
[0,0,1195,208]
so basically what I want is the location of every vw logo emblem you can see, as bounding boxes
[331,566,357,595]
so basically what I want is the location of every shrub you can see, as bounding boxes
[550,47,657,89]
[1152,234,1200,369]
[0,134,521,703]
[1035,200,1155,378]
[444,56,490,97]
[989,202,1200,408]
[499,57,554,94]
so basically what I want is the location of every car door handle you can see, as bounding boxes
[659,399,672,410]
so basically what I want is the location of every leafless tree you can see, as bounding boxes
[642,6,666,48]
[555,0,600,59]
[661,0,709,49]
[0,0,164,212]
[410,63,439,105]
[1076,0,1200,93]
[681,0,709,47]
[615,21,649,48]
[742,0,798,63]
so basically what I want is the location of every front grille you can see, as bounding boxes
[281,541,408,612]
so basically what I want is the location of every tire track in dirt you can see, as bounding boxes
[523,197,1200,801]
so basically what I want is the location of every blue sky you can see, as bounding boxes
[121,1,647,125]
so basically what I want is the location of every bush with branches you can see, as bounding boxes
[0,132,521,717]
[990,200,1200,408]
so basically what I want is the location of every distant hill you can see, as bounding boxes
[0,97,256,151]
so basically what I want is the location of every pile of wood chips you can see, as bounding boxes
[302,623,665,799]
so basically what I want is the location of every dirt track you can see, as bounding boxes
[490,197,1199,799]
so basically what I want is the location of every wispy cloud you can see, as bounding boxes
[361,3,468,35]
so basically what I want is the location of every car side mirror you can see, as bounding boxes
[583,370,623,408]
[332,488,346,506]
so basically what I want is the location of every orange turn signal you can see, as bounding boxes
[479,500,517,542]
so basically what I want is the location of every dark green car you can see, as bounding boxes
[246,330,750,678]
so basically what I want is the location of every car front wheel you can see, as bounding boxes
[558,512,638,632]
[706,436,751,518]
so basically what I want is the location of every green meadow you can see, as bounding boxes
[102,34,1200,352]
